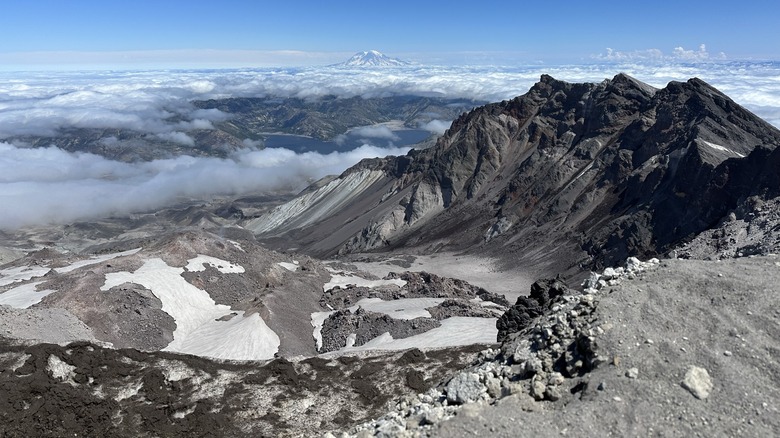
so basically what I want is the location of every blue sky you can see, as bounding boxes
[1,0,779,67]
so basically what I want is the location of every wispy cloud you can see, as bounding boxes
[348,125,400,141]
[593,44,727,63]
[0,141,412,229]
[5,63,773,144]
[419,119,450,135]
[1,62,779,229]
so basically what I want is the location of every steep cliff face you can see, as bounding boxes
[251,74,780,272]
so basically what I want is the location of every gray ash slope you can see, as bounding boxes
[251,74,780,276]
[349,256,779,437]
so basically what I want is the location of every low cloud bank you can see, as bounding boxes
[1,62,777,144]
[0,142,411,229]
[1,62,779,228]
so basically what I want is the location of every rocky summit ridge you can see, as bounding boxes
[252,74,780,276]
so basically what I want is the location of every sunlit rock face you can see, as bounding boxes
[254,74,780,274]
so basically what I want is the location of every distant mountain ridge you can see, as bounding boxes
[339,50,411,67]
[250,74,780,276]
[7,95,475,161]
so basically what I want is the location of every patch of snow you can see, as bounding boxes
[352,297,445,319]
[0,353,30,373]
[700,139,745,157]
[277,262,299,272]
[101,257,277,360]
[47,354,77,383]
[0,265,51,287]
[184,254,245,274]
[349,253,532,303]
[114,380,143,401]
[311,310,332,351]
[323,274,406,292]
[470,297,504,308]
[312,301,497,353]
[55,248,141,273]
[227,240,245,252]
[345,333,357,348]
[172,406,197,419]
[337,317,498,353]
[160,363,195,382]
[0,281,56,308]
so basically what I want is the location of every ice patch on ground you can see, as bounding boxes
[47,354,77,383]
[114,380,143,401]
[227,240,244,252]
[277,261,299,272]
[311,297,495,353]
[184,254,245,273]
[323,274,406,292]
[311,311,331,351]
[101,257,278,360]
[0,281,55,308]
[336,317,498,353]
[0,265,51,287]
[352,297,445,319]
[700,139,745,157]
[55,248,141,273]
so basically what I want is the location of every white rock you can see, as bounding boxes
[602,267,619,280]
[445,372,484,404]
[681,366,713,399]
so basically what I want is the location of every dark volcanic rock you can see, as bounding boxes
[320,270,508,309]
[319,307,440,353]
[426,299,502,320]
[253,74,780,277]
[496,277,573,343]
[386,271,509,306]
[0,338,485,437]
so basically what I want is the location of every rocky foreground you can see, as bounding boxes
[339,255,780,437]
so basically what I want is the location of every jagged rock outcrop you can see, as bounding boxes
[251,74,780,274]
[496,276,573,343]
[319,307,441,353]
[676,195,780,259]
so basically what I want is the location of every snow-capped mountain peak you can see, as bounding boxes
[340,50,410,67]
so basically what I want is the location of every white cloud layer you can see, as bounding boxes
[0,141,411,229]
[1,61,777,143]
[419,119,451,135]
[594,44,727,63]
[1,61,779,228]
[348,125,400,141]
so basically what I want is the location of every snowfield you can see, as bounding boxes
[336,317,497,353]
[277,261,299,272]
[323,274,406,292]
[0,281,56,308]
[0,265,51,287]
[184,254,245,273]
[101,255,279,360]
[311,297,495,353]
[352,297,445,319]
[54,248,142,273]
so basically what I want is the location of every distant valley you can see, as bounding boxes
[6,95,481,161]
